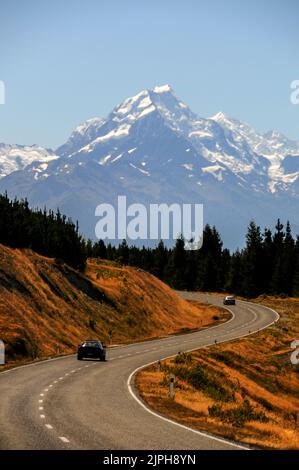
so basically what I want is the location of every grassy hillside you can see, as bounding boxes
[0,244,227,367]
[137,297,299,449]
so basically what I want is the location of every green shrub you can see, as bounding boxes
[176,364,235,402]
[208,399,269,427]
[174,352,193,364]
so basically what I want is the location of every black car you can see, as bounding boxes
[77,340,106,361]
[223,296,236,305]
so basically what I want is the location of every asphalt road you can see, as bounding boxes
[0,293,279,450]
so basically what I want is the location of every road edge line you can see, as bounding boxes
[0,297,234,376]
[127,301,280,451]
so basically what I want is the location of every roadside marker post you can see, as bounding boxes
[169,373,175,400]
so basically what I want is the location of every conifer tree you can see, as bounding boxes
[241,221,264,297]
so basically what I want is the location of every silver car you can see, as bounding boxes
[223,296,236,305]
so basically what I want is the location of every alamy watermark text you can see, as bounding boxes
[95,196,203,250]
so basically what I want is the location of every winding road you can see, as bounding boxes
[0,293,279,450]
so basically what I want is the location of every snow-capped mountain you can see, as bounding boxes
[0,85,298,248]
[56,117,105,158]
[210,112,299,193]
[0,144,59,179]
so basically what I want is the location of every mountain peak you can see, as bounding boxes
[1,84,299,251]
[114,84,175,116]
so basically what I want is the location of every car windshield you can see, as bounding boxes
[83,341,101,347]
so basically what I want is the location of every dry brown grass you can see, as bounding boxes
[0,245,227,368]
[137,297,299,449]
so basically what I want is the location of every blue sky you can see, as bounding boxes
[0,0,298,148]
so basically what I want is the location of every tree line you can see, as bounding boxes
[1,193,298,298]
[90,220,299,298]
[0,193,87,269]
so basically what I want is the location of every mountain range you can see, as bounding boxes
[1,84,299,249]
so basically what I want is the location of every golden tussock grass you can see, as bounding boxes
[0,244,226,368]
[137,297,299,449]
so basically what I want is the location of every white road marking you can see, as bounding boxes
[59,436,70,443]
[71,370,76,373]
[59,377,63,380]
[1,296,279,451]
[127,361,249,450]
[44,388,49,392]
[45,424,53,429]
[39,407,43,411]
[38,399,43,403]
[40,393,44,397]
[49,384,53,388]
[54,380,58,383]
[40,414,45,419]
[0,320,227,377]
[0,354,78,376]
[3,303,276,379]
[125,301,281,451]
